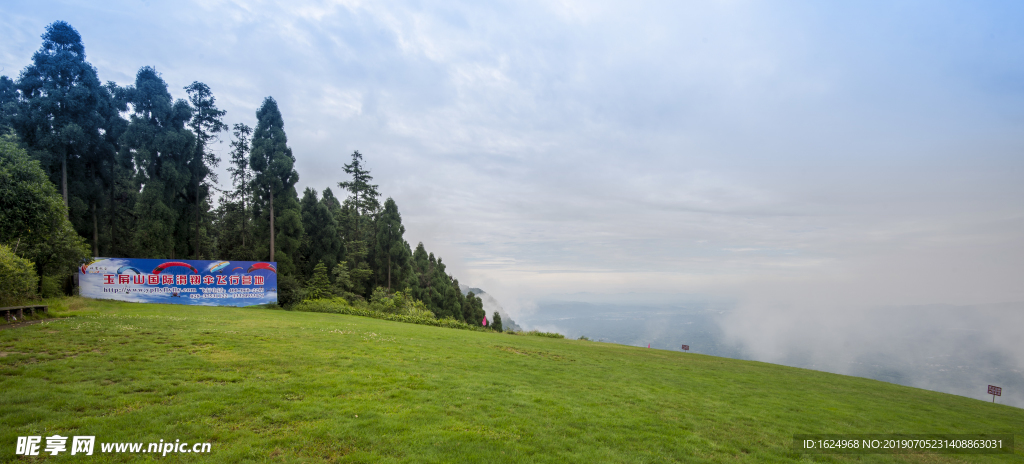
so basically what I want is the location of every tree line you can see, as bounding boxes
[0,21,487,324]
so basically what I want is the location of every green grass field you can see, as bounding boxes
[2,298,1021,463]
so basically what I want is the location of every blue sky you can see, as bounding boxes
[2,0,1023,315]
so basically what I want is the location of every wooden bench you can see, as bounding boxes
[0,305,48,322]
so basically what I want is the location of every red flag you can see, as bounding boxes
[483,315,488,326]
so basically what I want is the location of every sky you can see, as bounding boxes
[2,0,1023,318]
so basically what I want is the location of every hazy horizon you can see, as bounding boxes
[507,296,1024,408]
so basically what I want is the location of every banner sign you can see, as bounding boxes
[79,258,277,307]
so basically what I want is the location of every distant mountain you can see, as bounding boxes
[459,285,523,332]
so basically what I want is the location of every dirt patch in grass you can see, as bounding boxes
[495,345,574,361]
[0,319,59,330]
[0,352,29,357]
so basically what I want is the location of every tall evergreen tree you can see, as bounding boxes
[184,81,226,259]
[14,21,123,255]
[0,76,16,132]
[299,187,343,281]
[337,150,380,218]
[321,187,342,213]
[439,270,462,321]
[100,81,133,258]
[407,244,456,318]
[13,21,106,212]
[410,242,433,309]
[336,151,384,298]
[249,97,302,273]
[463,291,485,326]
[374,197,411,291]
[119,67,194,258]
[344,237,374,298]
[216,123,255,260]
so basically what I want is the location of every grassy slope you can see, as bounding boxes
[1,298,1020,463]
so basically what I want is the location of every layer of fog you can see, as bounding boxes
[517,296,1024,409]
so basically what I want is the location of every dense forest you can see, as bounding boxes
[0,21,487,324]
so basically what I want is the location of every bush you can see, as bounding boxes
[304,261,332,301]
[0,135,87,279]
[277,274,305,307]
[369,287,433,317]
[292,297,491,332]
[39,275,63,298]
[520,330,565,339]
[0,244,37,306]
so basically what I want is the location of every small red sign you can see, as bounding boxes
[681,345,689,351]
[988,385,1002,396]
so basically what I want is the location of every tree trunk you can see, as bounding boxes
[195,180,201,259]
[241,185,247,249]
[269,189,275,262]
[92,202,98,257]
[62,154,68,216]
[109,161,115,255]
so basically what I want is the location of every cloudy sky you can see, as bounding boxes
[3,0,1023,313]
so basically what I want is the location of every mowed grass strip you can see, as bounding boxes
[1,298,1020,463]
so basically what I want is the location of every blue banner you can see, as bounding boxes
[79,258,278,307]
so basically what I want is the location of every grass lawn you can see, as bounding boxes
[1,298,1021,463]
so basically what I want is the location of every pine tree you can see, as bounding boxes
[336,152,384,298]
[410,245,436,313]
[449,277,466,322]
[374,197,411,291]
[464,291,485,325]
[337,150,381,218]
[119,67,194,258]
[14,21,104,210]
[344,238,374,298]
[102,82,135,258]
[332,261,352,297]
[492,311,503,332]
[216,123,256,260]
[305,261,332,300]
[184,81,226,259]
[14,21,123,255]
[406,246,462,319]
[300,187,343,281]
[0,76,16,132]
[249,97,302,274]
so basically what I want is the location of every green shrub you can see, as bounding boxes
[520,330,565,339]
[292,297,353,314]
[0,244,37,306]
[277,274,305,307]
[39,275,63,298]
[0,135,87,279]
[304,261,333,301]
[292,297,490,332]
[368,287,433,317]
